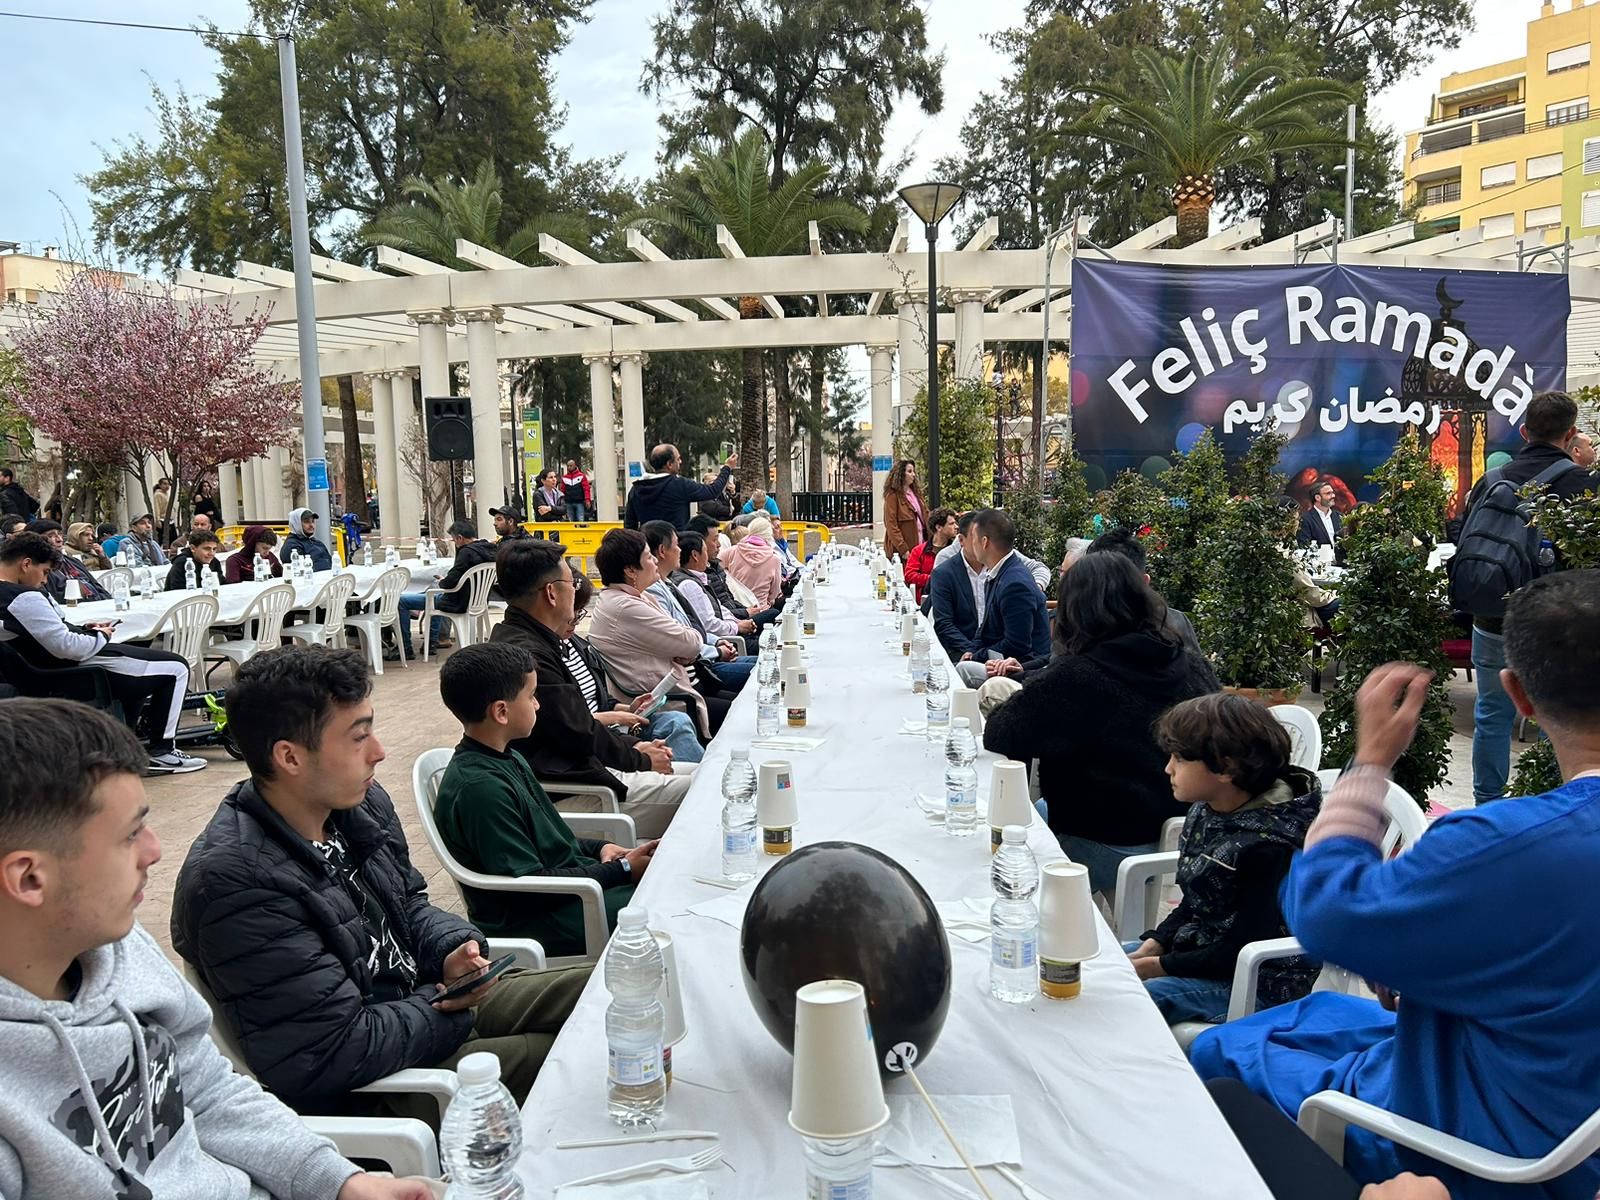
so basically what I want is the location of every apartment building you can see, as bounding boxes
[1403,0,1600,245]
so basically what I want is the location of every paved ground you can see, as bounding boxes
[139,644,1490,966]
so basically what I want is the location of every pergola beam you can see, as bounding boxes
[866,217,910,315]
[538,233,698,322]
[716,225,784,317]
[1341,222,1416,254]
[1189,218,1263,251]
[625,229,740,320]
[455,240,641,326]
[963,217,1001,252]
[808,220,829,317]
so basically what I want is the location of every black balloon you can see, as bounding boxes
[740,841,952,1075]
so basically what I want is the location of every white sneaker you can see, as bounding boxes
[148,751,207,775]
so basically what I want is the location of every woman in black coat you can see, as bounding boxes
[983,552,1219,895]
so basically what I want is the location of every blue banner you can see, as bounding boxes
[1069,261,1570,514]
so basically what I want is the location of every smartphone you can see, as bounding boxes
[430,953,515,1005]
[641,671,675,718]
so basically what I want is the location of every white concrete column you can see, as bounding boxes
[952,289,987,382]
[391,371,423,543]
[617,351,648,494]
[460,306,507,524]
[869,345,895,542]
[895,290,929,418]
[243,459,263,522]
[585,354,619,522]
[264,447,291,517]
[217,460,239,527]
[368,371,401,544]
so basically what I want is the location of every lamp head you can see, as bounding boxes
[898,181,964,228]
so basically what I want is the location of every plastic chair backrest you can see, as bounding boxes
[100,567,134,593]
[150,593,220,686]
[411,748,473,907]
[307,573,357,639]
[368,567,410,621]
[180,960,253,1077]
[241,582,297,652]
[460,562,497,616]
[1272,704,1323,771]
[1315,768,1429,858]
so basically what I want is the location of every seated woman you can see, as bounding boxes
[1128,693,1322,1025]
[721,515,783,608]
[982,552,1219,894]
[65,522,112,570]
[224,525,283,583]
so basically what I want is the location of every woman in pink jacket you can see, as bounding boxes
[587,528,715,736]
[721,515,783,607]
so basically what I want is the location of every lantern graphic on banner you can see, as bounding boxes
[1401,279,1489,518]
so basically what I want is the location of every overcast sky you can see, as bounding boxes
[0,1,1543,260]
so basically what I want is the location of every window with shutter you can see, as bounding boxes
[1480,214,1515,239]
[1526,204,1562,230]
[1548,43,1591,73]
[1480,162,1516,188]
[1529,152,1565,180]
[1583,191,1600,228]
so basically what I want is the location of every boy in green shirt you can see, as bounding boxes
[435,642,658,958]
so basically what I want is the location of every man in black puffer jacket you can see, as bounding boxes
[172,644,590,1119]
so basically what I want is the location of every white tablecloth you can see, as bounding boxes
[515,559,1272,1199]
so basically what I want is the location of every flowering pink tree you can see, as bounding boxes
[0,270,298,524]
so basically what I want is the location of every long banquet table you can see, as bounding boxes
[514,556,1272,1199]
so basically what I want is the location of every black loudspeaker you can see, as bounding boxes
[424,396,474,461]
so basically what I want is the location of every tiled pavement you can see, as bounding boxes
[140,646,1489,966]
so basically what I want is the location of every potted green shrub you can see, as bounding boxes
[1150,428,1230,614]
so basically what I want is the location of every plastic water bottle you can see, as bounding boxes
[112,573,130,613]
[925,660,950,747]
[116,546,130,567]
[944,717,978,837]
[254,553,269,581]
[417,537,431,565]
[184,559,197,591]
[438,1051,525,1199]
[990,825,1040,1003]
[756,667,782,737]
[362,541,373,567]
[604,907,667,1127]
[289,549,302,578]
[203,566,219,595]
[386,545,399,567]
[140,566,156,597]
[720,749,759,882]
[803,1135,878,1200]
[909,624,930,694]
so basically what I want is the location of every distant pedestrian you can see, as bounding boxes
[0,467,38,519]
[533,469,567,522]
[561,459,592,522]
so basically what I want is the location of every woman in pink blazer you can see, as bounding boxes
[721,516,783,607]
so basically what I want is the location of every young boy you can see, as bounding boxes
[1126,692,1323,1025]
[434,642,658,960]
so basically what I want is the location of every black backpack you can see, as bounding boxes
[1449,459,1586,617]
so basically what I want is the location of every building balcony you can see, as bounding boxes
[1415,181,1463,207]
[1412,107,1531,159]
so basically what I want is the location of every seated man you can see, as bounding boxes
[741,488,779,518]
[1192,574,1600,1200]
[905,507,957,604]
[492,506,532,541]
[670,530,757,652]
[0,532,204,775]
[172,644,591,1116]
[281,506,333,571]
[120,512,168,568]
[641,520,755,694]
[398,519,495,657]
[26,519,112,603]
[935,515,1052,591]
[164,530,225,590]
[955,509,1050,688]
[0,698,424,1200]
[929,512,983,663]
[434,642,658,959]
[1129,693,1322,1024]
[491,538,696,840]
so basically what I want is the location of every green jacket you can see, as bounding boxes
[433,738,634,958]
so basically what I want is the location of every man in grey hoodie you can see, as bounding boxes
[282,507,334,572]
[0,697,426,1200]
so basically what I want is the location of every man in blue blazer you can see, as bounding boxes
[957,510,1051,687]
[928,524,981,662]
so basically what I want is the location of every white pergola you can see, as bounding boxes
[9,214,1600,538]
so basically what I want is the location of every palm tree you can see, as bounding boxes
[632,130,869,507]
[1069,45,1356,246]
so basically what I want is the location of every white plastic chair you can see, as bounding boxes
[421,562,496,661]
[303,1116,439,1178]
[1115,769,1431,1049]
[146,593,220,694]
[413,747,635,968]
[99,566,134,594]
[205,582,296,681]
[282,572,356,649]
[1299,1091,1600,1182]
[345,566,410,675]
[1272,704,1324,771]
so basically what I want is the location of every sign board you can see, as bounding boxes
[522,406,544,516]
[872,455,893,472]
[306,458,329,492]
[629,461,643,479]
[1069,261,1570,514]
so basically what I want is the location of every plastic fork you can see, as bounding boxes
[993,1163,1056,1200]
[557,1146,723,1190]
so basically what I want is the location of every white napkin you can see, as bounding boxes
[877,1094,1021,1169]
[750,734,828,752]
[557,1175,712,1198]
[686,882,756,930]
[934,898,992,943]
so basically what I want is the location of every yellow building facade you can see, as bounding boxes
[1404,1,1600,244]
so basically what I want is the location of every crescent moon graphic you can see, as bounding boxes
[1436,277,1463,308]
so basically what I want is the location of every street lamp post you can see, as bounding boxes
[898,181,964,507]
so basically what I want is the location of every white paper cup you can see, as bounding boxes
[758,760,798,855]
[788,979,891,1140]
[950,685,983,734]
[782,610,802,645]
[987,760,1032,849]
[652,930,687,1047]
[899,611,915,653]
[803,594,818,634]
[1038,861,1101,999]
[784,667,810,725]
[781,644,804,675]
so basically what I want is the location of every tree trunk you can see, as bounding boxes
[807,350,826,493]
[1175,196,1212,248]
[739,296,764,487]
[337,375,364,517]
[772,349,794,516]
[759,355,771,495]
[1032,342,1045,472]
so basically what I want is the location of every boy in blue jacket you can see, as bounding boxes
[1191,570,1600,1200]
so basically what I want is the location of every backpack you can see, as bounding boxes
[1449,459,1586,617]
